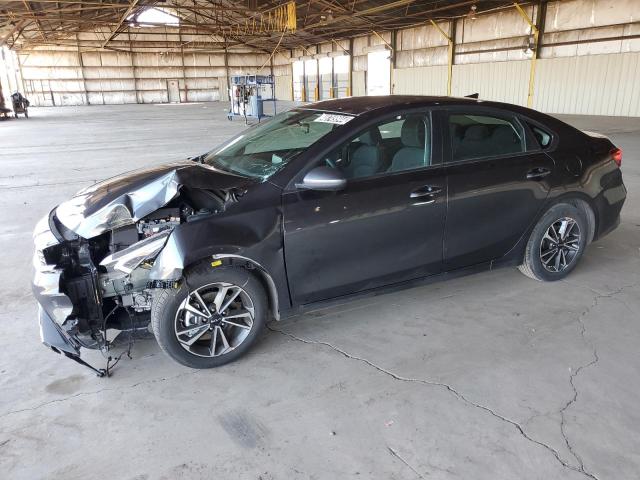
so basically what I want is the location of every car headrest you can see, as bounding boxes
[491,125,517,143]
[464,125,490,141]
[358,128,381,146]
[401,117,425,148]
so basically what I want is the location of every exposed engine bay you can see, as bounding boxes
[35,172,245,376]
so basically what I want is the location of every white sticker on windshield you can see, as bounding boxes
[313,113,353,125]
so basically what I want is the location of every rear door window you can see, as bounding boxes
[448,113,526,162]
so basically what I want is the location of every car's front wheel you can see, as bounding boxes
[152,264,267,368]
[519,202,589,281]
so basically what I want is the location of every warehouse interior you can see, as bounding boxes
[1,0,640,115]
[1,1,639,479]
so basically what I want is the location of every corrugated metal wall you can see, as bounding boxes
[389,0,640,116]
[352,71,366,97]
[15,33,293,106]
[393,66,448,96]
[275,74,293,101]
[0,47,23,108]
[534,52,640,116]
[451,61,530,105]
[20,48,275,106]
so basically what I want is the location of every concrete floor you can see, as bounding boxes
[1,103,639,480]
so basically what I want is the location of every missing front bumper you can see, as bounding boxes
[38,306,107,377]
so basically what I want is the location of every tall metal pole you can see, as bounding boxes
[430,19,455,96]
[514,2,542,108]
[76,34,89,105]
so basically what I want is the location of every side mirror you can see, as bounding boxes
[297,166,347,191]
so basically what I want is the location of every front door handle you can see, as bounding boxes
[410,185,443,199]
[526,167,551,180]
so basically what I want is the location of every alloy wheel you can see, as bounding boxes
[539,217,581,273]
[174,282,255,358]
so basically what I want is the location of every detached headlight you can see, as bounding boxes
[100,230,172,274]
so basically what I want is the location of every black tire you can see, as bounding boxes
[519,202,589,282]
[152,264,267,368]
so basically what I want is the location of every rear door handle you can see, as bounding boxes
[526,167,551,180]
[410,185,443,199]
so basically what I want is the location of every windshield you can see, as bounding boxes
[204,109,354,180]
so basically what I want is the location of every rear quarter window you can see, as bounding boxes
[528,123,553,148]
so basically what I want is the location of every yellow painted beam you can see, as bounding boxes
[430,19,453,96]
[290,62,294,101]
[371,30,393,51]
[514,2,538,32]
[514,2,538,108]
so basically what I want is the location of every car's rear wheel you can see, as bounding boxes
[152,264,267,368]
[519,202,588,281]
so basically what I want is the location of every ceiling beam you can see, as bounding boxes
[101,0,140,48]
[0,19,28,47]
[21,0,46,40]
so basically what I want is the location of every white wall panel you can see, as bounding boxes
[534,52,640,116]
[52,92,85,106]
[352,71,365,96]
[452,61,529,106]
[545,0,640,32]
[275,75,292,100]
[16,46,268,106]
[393,66,448,96]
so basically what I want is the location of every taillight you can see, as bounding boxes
[611,147,622,167]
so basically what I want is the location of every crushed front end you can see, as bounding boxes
[31,162,251,375]
[32,208,179,375]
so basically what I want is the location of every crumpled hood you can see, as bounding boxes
[55,161,255,238]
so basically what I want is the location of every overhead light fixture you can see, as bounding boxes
[524,37,535,57]
[319,9,333,23]
[468,5,477,21]
[524,42,535,57]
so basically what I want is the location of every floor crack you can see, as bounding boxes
[268,325,599,480]
[387,446,427,479]
[0,369,201,420]
[556,284,634,477]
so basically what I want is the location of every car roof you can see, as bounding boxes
[298,95,480,116]
[296,95,559,122]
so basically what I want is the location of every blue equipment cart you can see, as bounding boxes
[227,75,276,124]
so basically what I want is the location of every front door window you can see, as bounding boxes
[325,114,431,180]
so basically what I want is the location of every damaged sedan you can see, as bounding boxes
[32,96,626,374]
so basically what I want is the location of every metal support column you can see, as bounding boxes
[76,34,89,105]
[514,2,542,108]
[430,19,455,96]
[223,40,230,102]
[348,38,353,97]
[289,49,295,101]
[179,29,188,103]
[128,32,139,104]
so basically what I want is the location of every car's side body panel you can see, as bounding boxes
[151,181,291,315]
[443,151,555,270]
[435,106,557,270]
[282,166,447,304]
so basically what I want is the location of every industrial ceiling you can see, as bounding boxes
[0,1,525,53]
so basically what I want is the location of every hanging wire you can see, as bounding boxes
[257,26,288,73]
